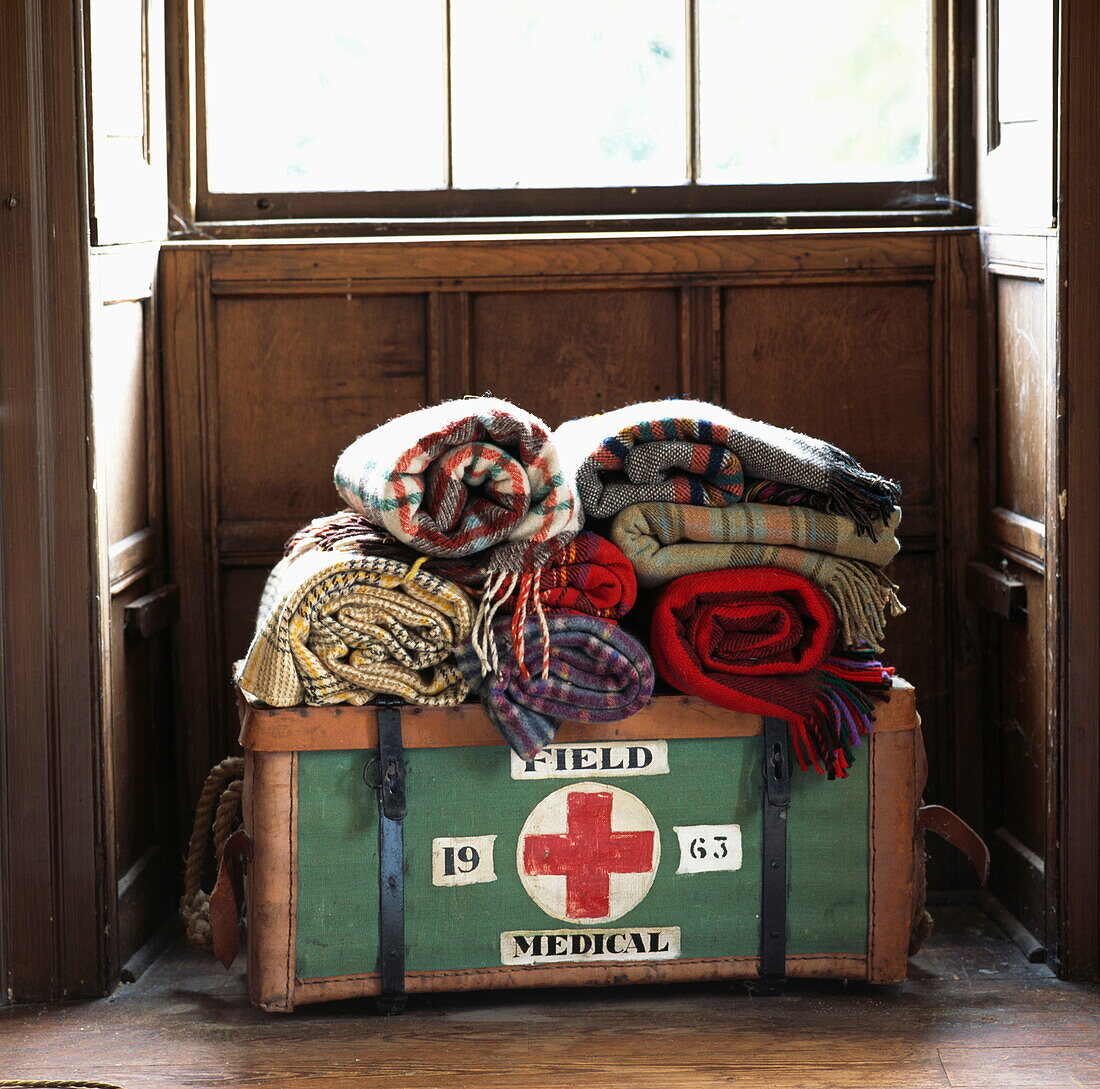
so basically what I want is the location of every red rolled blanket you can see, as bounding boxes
[650,567,892,778]
[537,532,637,620]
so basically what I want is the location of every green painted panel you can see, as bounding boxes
[295,737,868,981]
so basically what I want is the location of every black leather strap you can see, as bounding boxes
[758,716,790,992]
[375,697,406,1013]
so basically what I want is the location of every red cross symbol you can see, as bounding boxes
[522,790,656,920]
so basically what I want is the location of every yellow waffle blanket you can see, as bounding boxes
[238,549,474,707]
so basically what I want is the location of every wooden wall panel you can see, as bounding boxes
[722,284,935,505]
[214,295,428,524]
[995,278,1048,524]
[1,0,108,998]
[999,568,1049,855]
[93,301,150,542]
[90,244,176,979]
[979,231,1058,952]
[469,290,680,424]
[161,231,980,888]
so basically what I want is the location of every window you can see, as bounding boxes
[192,0,955,228]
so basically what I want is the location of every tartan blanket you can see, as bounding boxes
[612,502,903,649]
[536,531,637,620]
[650,567,893,778]
[334,397,580,563]
[454,615,655,758]
[554,400,900,533]
[238,548,474,708]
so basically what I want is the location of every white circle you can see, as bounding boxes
[516,782,661,924]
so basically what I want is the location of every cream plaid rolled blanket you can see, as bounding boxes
[334,397,580,564]
[553,399,901,534]
[612,502,905,650]
[238,548,474,707]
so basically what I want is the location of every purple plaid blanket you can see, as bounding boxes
[454,614,655,758]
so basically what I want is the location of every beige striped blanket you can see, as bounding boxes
[238,548,474,708]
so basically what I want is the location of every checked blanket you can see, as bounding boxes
[612,502,904,650]
[335,398,580,563]
[239,548,473,708]
[454,615,655,758]
[650,567,893,778]
[554,400,900,534]
[536,531,637,620]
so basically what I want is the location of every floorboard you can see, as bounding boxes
[1,904,1097,1089]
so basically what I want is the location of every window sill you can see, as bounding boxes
[170,206,973,243]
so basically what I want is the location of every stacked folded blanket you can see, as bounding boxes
[650,567,892,778]
[555,399,904,777]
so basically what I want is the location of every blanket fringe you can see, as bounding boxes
[790,653,894,779]
[471,571,516,675]
[471,570,552,681]
[824,463,902,539]
[824,561,906,652]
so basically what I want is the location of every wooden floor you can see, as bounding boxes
[2,903,1098,1088]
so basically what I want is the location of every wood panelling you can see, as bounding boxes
[998,567,1049,858]
[1058,0,1100,982]
[0,0,107,1000]
[722,283,934,505]
[206,233,938,287]
[978,230,1059,954]
[90,243,177,979]
[469,290,680,423]
[93,301,151,542]
[995,276,1048,523]
[161,231,981,882]
[214,295,428,522]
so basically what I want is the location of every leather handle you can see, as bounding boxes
[918,804,990,885]
[209,828,252,968]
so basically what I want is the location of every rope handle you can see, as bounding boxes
[180,756,244,953]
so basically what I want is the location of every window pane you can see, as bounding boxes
[204,0,447,193]
[450,0,688,190]
[698,0,930,184]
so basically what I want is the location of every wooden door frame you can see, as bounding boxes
[0,0,109,1000]
[1056,0,1100,981]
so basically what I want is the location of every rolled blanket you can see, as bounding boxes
[650,567,893,778]
[613,502,904,649]
[536,531,637,620]
[239,548,474,708]
[334,397,580,562]
[554,399,900,533]
[454,615,655,759]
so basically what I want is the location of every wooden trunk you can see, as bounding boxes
[240,681,925,1012]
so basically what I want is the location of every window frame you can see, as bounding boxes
[169,0,972,237]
